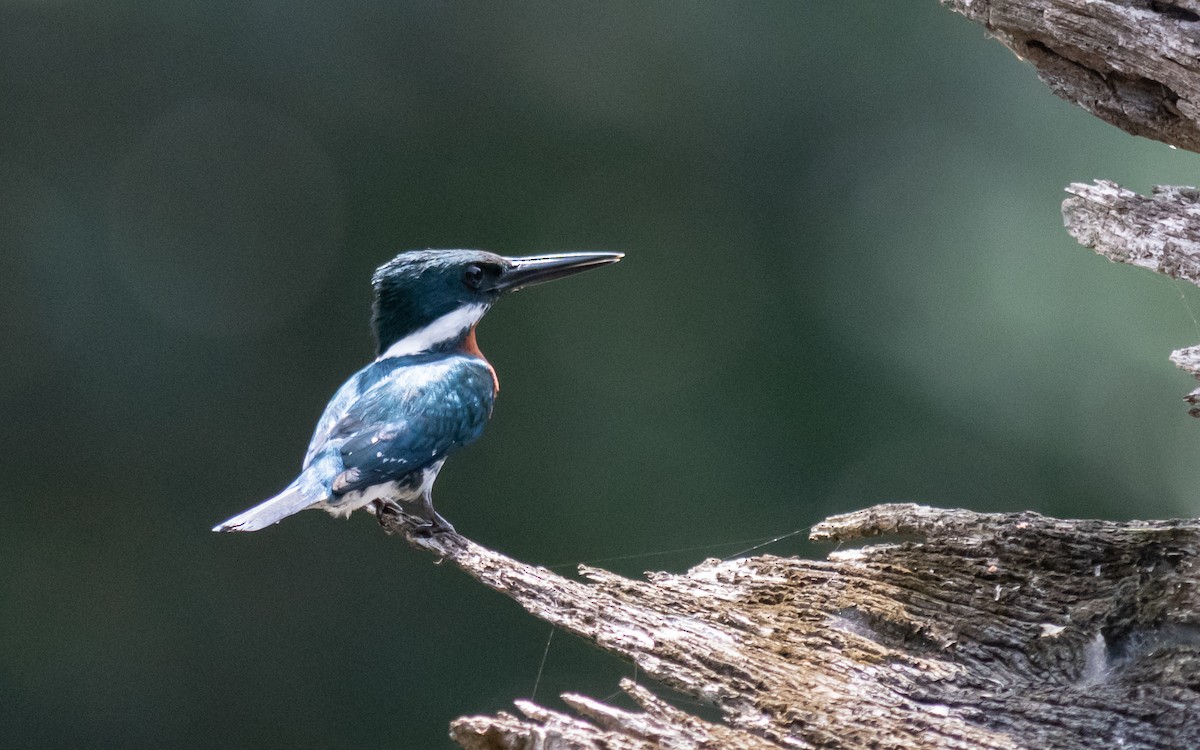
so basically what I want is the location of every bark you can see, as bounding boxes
[941,2,1200,411]
[939,0,1200,154]
[381,505,1200,749]
[1062,180,1200,408]
[1063,181,1200,282]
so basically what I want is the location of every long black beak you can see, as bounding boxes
[493,252,624,292]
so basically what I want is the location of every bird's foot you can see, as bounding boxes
[412,512,456,537]
[373,501,414,536]
[374,500,454,535]
[415,492,456,535]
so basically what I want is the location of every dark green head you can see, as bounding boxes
[371,249,623,357]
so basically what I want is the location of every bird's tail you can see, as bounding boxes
[212,483,315,532]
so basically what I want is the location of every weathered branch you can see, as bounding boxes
[452,681,781,750]
[1063,180,1200,282]
[940,2,1200,411]
[383,504,1200,749]
[941,0,1200,153]
[1062,180,1200,408]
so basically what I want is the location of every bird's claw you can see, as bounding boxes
[374,500,454,535]
[413,513,456,536]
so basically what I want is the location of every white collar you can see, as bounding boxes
[378,303,488,359]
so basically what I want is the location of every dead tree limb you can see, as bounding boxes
[1063,181,1200,283]
[1062,180,1200,407]
[940,0,1200,154]
[942,2,1200,411]
[383,505,1200,749]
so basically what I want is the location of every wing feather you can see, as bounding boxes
[303,369,366,469]
[311,356,496,496]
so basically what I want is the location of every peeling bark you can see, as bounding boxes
[382,504,1200,749]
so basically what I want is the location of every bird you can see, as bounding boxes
[212,249,623,534]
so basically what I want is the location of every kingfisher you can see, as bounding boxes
[212,249,623,534]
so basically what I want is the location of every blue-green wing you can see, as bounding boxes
[303,366,368,470]
[321,356,496,496]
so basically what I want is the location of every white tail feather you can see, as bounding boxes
[212,485,315,532]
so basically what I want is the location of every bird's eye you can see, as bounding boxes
[463,265,485,290]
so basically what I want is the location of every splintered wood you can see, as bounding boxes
[384,504,1200,749]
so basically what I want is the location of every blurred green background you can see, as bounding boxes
[5,1,1200,747]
